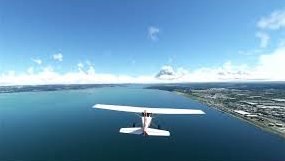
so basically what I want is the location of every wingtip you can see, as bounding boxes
[92,104,100,108]
[93,104,109,108]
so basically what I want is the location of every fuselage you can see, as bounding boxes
[142,110,152,135]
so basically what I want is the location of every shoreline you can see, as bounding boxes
[174,91,285,140]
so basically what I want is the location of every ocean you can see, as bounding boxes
[0,85,285,161]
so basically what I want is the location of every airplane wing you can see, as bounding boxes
[93,104,205,115]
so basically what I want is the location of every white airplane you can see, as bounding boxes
[93,104,205,137]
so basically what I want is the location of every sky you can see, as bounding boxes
[1,0,285,85]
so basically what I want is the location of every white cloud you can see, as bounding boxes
[256,32,270,48]
[31,58,42,65]
[154,44,285,82]
[0,67,159,86]
[1,44,285,86]
[27,67,34,74]
[77,62,84,70]
[148,26,160,41]
[238,49,262,56]
[155,62,250,82]
[2,9,285,86]
[52,53,63,62]
[77,61,96,75]
[254,45,285,80]
[155,65,176,80]
[155,65,189,81]
[7,70,15,76]
[257,10,285,30]
[87,66,95,75]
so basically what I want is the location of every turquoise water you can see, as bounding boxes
[0,86,285,161]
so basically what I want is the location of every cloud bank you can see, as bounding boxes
[1,44,285,86]
[1,9,285,86]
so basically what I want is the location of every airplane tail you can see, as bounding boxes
[119,127,170,136]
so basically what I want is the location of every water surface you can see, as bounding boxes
[0,86,285,161]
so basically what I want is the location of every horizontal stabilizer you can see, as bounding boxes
[146,128,170,136]
[119,127,143,135]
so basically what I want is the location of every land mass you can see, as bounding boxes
[0,84,123,93]
[146,83,285,139]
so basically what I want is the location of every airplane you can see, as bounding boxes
[93,104,205,137]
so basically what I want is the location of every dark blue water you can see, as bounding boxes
[0,86,284,161]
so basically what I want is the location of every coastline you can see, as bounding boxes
[174,91,285,140]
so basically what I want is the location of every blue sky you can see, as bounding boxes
[1,0,285,85]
